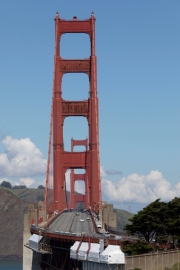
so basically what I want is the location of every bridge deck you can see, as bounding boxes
[30,210,124,246]
[49,211,94,236]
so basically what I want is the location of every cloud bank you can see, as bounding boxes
[101,167,180,204]
[0,136,180,208]
[0,136,47,177]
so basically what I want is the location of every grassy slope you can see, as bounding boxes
[0,186,44,206]
[0,187,45,259]
[114,208,133,230]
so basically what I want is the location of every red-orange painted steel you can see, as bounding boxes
[30,227,121,246]
[70,171,88,208]
[52,13,101,211]
[69,138,89,209]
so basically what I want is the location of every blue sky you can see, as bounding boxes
[0,1,180,213]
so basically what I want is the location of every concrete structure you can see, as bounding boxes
[102,202,117,228]
[126,249,180,270]
[82,261,125,270]
[38,201,47,224]
[23,205,41,270]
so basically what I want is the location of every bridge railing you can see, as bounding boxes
[89,209,99,233]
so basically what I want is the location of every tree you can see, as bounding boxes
[13,185,26,189]
[124,197,180,249]
[122,240,153,255]
[165,197,180,246]
[37,195,44,202]
[0,181,12,189]
[124,199,168,243]
[38,185,45,189]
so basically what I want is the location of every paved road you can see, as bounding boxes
[71,212,94,235]
[49,211,94,236]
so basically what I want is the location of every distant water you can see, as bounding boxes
[0,259,22,270]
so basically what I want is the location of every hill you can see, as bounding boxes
[0,186,44,206]
[114,208,133,230]
[0,189,27,259]
[0,186,45,260]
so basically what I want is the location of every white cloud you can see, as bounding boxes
[75,181,85,194]
[100,166,107,177]
[1,136,179,209]
[20,177,35,187]
[0,136,47,177]
[101,170,179,204]
[0,177,37,188]
[65,170,70,191]
[64,167,180,205]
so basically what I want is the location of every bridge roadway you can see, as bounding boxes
[49,211,96,237]
[30,210,124,247]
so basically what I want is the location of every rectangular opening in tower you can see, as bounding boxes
[60,33,90,59]
[63,117,88,151]
[62,73,89,101]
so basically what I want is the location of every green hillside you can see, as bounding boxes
[114,208,133,230]
[0,186,44,205]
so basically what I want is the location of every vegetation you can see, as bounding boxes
[122,240,153,255]
[38,185,45,189]
[124,198,180,248]
[0,186,45,206]
[0,181,45,190]
[165,262,180,270]
[37,195,44,201]
[0,181,26,189]
[114,208,133,229]
[13,185,27,189]
[1,180,12,188]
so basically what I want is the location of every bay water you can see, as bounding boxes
[0,259,22,270]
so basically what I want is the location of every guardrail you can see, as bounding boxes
[41,210,64,229]
[89,210,99,233]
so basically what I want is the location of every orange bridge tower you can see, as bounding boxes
[45,13,102,212]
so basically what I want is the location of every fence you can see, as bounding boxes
[125,249,180,270]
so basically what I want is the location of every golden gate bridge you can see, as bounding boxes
[23,13,125,270]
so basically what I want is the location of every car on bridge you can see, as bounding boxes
[104,232,110,237]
